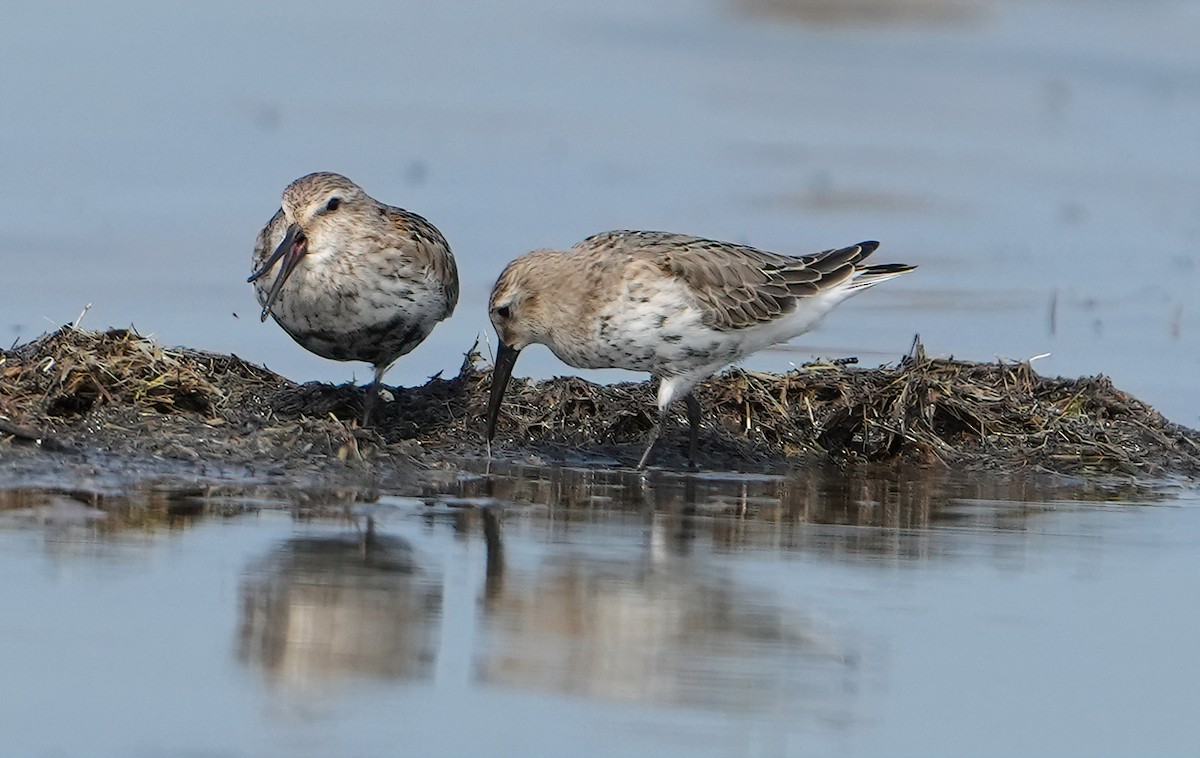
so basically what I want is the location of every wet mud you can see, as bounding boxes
[2,327,1198,496]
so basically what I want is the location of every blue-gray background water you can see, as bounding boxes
[2,1,1199,756]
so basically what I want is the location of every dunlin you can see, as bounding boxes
[249,172,458,423]
[485,230,914,468]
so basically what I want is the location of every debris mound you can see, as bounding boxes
[0,328,410,489]
[482,343,1200,476]
[2,327,1199,481]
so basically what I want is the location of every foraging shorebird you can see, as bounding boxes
[249,172,459,424]
[485,230,914,468]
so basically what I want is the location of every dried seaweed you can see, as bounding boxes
[2,326,1199,480]
[479,343,1200,476]
[0,327,410,490]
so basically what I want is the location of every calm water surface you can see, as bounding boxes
[1,467,1196,757]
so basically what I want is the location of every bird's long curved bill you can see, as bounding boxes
[248,223,306,322]
[485,343,521,441]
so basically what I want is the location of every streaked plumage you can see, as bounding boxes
[486,230,914,467]
[249,172,458,423]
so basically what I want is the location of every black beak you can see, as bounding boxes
[248,223,306,322]
[486,342,521,441]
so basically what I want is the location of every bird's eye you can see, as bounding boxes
[324,197,342,212]
[495,305,511,319]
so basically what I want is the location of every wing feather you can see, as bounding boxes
[575,231,887,330]
[390,208,460,314]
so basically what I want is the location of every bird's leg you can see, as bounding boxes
[637,410,667,470]
[361,364,388,426]
[638,376,695,470]
[361,383,379,426]
[362,513,377,553]
[685,393,702,468]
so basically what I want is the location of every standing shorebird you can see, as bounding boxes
[485,230,914,468]
[249,172,459,424]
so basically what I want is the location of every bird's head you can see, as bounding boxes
[484,251,564,440]
[249,172,369,320]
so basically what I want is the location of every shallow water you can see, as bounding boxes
[1,468,1196,757]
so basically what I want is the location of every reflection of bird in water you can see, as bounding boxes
[237,532,441,688]
[461,466,861,716]
[475,538,855,714]
[462,469,834,712]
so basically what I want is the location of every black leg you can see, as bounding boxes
[364,514,377,547]
[361,382,380,426]
[361,364,388,426]
[685,393,701,467]
[637,410,667,470]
